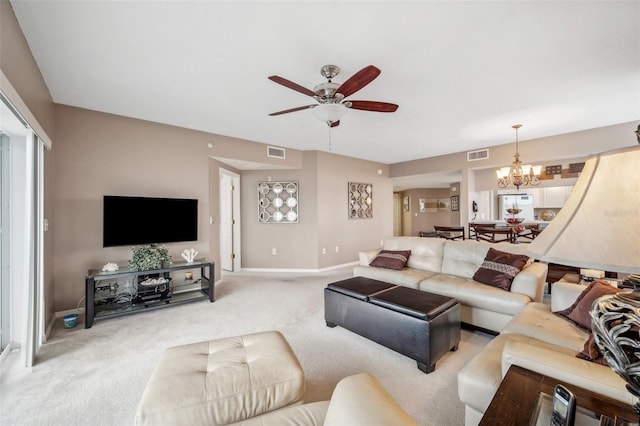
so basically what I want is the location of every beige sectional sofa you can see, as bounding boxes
[457,281,632,426]
[234,373,417,426]
[354,237,548,333]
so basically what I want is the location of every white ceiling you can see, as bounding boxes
[10,1,640,174]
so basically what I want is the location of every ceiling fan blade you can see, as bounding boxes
[348,100,399,113]
[336,65,381,98]
[268,105,316,116]
[268,76,316,97]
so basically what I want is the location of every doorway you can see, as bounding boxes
[0,92,45,368]
[219,168,241,271]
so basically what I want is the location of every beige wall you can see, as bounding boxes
[0,1,55,138]
[1,0,56,322]
[53,106,301,311]
[391,121,639,225]
[316,151,392,268]
[401,188,451,236]
[53,106,213,310]
[52,105,391,310]
[240,150,391,270]
[240,153,319,269]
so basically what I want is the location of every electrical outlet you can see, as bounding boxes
[272,248,277,255]
[335,246,339,253]
[380,240,384,246]
[322,248,327,255]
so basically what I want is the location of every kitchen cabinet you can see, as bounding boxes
[527,186,573,209]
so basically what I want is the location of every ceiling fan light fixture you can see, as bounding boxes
[312,103,347,125]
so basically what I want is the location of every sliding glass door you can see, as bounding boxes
[0,133,9,352]
[0,92,44,368]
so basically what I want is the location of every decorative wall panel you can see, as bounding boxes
[348,182,373,219]
[258,181,298,223]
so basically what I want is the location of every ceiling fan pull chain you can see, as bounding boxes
[328,125,332,151]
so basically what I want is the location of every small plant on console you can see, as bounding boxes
[128,244,172,271]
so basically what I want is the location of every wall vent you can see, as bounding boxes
[467,149,489,161]
[267,146,286,159]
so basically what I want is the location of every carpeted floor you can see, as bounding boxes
[0,267,493,426]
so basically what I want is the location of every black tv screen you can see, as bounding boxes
[103,196,198,247]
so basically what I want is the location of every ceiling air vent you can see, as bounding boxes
[267,146,286,159]
[467,149,489,162]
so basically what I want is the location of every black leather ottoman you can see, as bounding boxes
[324,276,460,373]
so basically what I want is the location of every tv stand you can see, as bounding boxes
[85,259,214,328]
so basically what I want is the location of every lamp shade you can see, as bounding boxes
[527,145,640,274]
[311,103,347,123]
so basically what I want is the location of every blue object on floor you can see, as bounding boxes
[63,313,78,328]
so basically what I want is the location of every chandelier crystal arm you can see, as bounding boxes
[496,124,541,190]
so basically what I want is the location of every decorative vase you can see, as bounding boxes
[591,276,640,414]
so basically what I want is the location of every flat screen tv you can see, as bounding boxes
[103,195,198,247]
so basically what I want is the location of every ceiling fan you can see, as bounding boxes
[268,65,398,127]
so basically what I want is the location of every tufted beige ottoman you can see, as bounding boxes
[135,331,305,426]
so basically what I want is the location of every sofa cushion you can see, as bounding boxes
[419,274,530,316]
[228,401,329,426]
[324,373,418,426]
[472,248,530,291]
[353,265,436,289]
[369,250,411,270]
[441,240,490,278]
[501,302,588,352]
[405,237,445,272]
[555,280,620,331]
[380,237,445,273]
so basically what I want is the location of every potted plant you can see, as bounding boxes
[128,244,172,271]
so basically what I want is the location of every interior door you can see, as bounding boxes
[219,168,241,271]
[220,172,233,271]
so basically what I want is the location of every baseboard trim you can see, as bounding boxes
[46,308,85,339]
[241,261,357,274]
[0,342,18,367]
[54,307,85,318]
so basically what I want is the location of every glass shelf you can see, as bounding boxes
[531,392,636,426]
[85,259,214,328]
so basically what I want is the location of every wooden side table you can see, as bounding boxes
[480,365,637,425]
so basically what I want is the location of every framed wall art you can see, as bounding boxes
[450,195,459,211]
[348,182,372,219]
[438,198,450,211]
[257,181,298,223]
[425,199,438,213]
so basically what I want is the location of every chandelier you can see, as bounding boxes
[496,124,541,190]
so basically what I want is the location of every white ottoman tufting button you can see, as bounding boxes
[135,331,305,426]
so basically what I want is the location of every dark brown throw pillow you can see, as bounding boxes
[369,250,411,270]
[555,280,620,332]
[472,248,530,291]
[576,334,609,366]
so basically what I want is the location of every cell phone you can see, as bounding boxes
[550,384,576,426]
